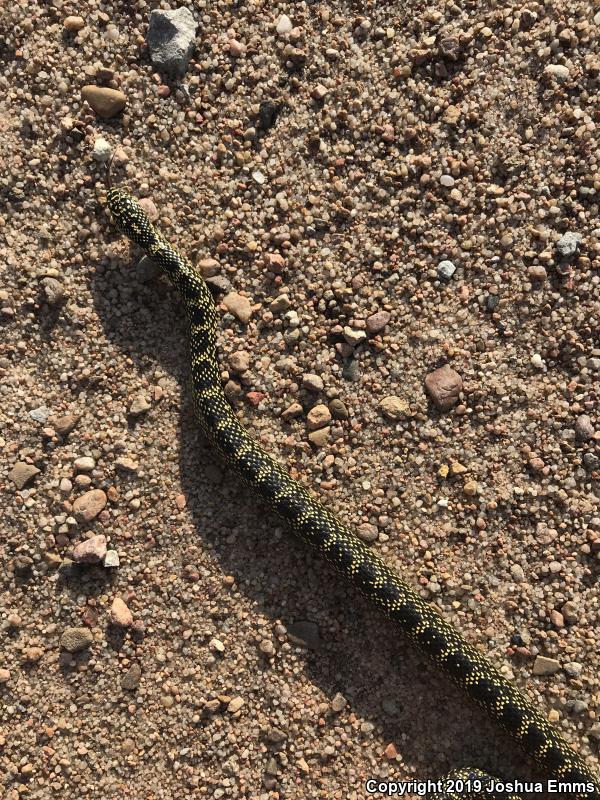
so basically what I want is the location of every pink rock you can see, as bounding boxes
[72,489,107,522]
[73,535,107,564]
[110,597,133,627]
[424,365,463,411]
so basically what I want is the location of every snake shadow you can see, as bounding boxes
[90,241,559,800]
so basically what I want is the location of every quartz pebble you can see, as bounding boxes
[73,535,107,564]
[437,260,456,280]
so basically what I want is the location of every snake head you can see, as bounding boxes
[107,188,159,250]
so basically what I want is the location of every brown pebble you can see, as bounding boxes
[424,365,463,411]
[110,597,133,627]
[54,414,79,436]
[63,15,85,32]
[306,404,331,431]
[366,310,391,334]
[8,462,40,490]
[81,85,127,119]
[73,534,107,564]
[72,489,107,522]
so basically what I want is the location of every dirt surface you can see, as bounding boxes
[1,1,599,799]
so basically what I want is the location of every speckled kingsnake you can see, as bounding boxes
[106,183,599,800]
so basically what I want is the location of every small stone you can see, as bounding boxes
[40,277,65,305]
[29,406,49,423]
[63,15,85,32]
[269,294,291,313]
[379,396,409,421]
[308,426,330,447]
[23,646,44,663]
[439,175,455,187]
[343,326,367,347]
[0,669,10,684]
[531,353,544,369]
[121,663,142,690]
[574,415,594,442]
[543,64,570,83]
[60,627,93,653]
[331,693,346,712]
[463,480,478,496]
[74,456,95,472]
[287,620,320,649]
[281,402,303,420]
[528,265,547,282]
[329,399,349,419]
[81,85,127,119]
[384,742,399,760]
[424,365,462,411]
[129,395,150,416]
[92,137,112,162]
[561,601,579,624]
[366,311,391,334]
[73,534,107,564]
[357,523,378,543]
[510,564,525,581]
[550,610,564,627]
[227,696,245,713]
[556,231,582,260]
[564,662,583,678]
[276,14,293,35]
[223,292,252,323]
[103,550,120,568]
[306,404,332,431]
[116,457,138,472]
[72,489,107,522]
[228,38,245,57]
[450,462,468,475]
[8,462,40,490]
[302,374,324,392]
[54,414,78,436]
[110,597,133,627]
[147,7,197,76]
[312,84,328,101]
[532,655,561,676]
[437,260,456,280]
[229,351,250,374]
[264,253,285,273]
[197,258,220,277]
[13,556,34,576]
[209,638,225,653]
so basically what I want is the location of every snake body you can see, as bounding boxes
[107,186,599,800]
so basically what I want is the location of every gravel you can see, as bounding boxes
[1,0,598,797]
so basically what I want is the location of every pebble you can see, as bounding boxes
[439,175,455,188]
[29,405,49,423]
[74,456,95,472]
[147,7,197,76]
[308,426,330,447]
[63,15,85,32]
[40,277,65,306]
[275,14,293,35]
[329,399,349,419]
[549,610,564,627]
[72,489,107,523]
[73,534,107,564]
[574,415,594,442]
[437,260,456,280]
[13,556,33,576]
[281,402,303,420]
[561,601,579,624]
[227,697,245,713]
[543,64,570,83]
[357,523,378,543]
[121,663,142,690]
[424,365,463,411]
[92,137,112,163]
[229,351,250,374]
[54,414,78,436]
[110,597,133,627]
[379,396,410,421]
[223,292,252,323]
[556,231,582,260]
[306,404,331,431]
[198,258,220,277]
[530,353,544,369]
[8,462,40,490]
[564,662,583,677]
[129,395,150,416]
[0,669,10,684]
[510,564,525,581]
[81,86,127,119]
[532,655,561,676]
[527,265,547,282]
[60,627,94,653]
[302,374,324,392]
[331,693,347,712]
[343,326,367,347]
[366,311,391,334]
[103,550,120,568]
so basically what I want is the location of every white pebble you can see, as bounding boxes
[74,456,95,472]
[276,14,292,35]
[92,137,112,162]
[439,174,455,187]
[531,353,544,369]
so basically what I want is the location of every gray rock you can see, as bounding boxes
[8,462,40,490]
[556,231,581,260]
[574,414,594,442]
[147,8,197,77]
[532,655,561,676]
[437,260,456,280]
[29,406,49,423]
[40,277,65,306]
[60,627,93,653]
[121,663,142,690]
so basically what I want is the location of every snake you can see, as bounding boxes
[106,178,599,800]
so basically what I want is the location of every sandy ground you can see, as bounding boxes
[1,1,599,799]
